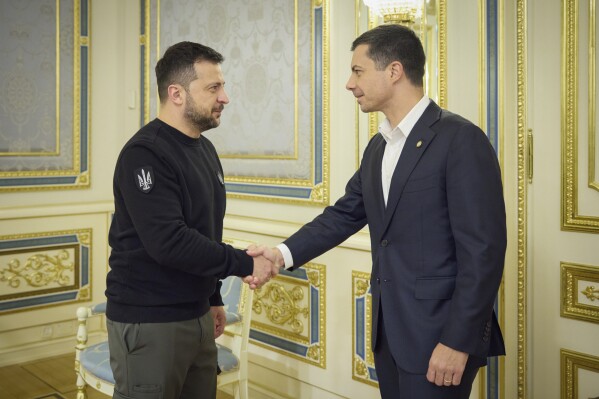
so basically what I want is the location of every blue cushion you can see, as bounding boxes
[225,311,242,324]
[91,303,107,315]
[221,277,241,313]
[221,276,243,325]
[80,342,115,384]
[216,343,239,372]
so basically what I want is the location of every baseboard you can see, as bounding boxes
[0,331,105,367]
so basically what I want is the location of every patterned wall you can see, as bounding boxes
[0,0,90,191]
[141,0,329,204]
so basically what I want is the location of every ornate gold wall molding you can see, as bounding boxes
[352,270,377,387]
[561,261,599,324]
[0,229,92,314]
[250,262,326,368]
[589,0,599,192]
[0,0,90,191]
[516,0,528,397]
[562,0,599,232]
[561,349,599,399]
[1,249,75,289]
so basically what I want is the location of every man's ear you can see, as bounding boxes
[167,84,185,105]
[389,61,404,82]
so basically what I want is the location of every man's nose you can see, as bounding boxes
[346,76,355,91]
[219,90,230,104]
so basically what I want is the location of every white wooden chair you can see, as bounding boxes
[75,276,253,399]
[216,275,253,399]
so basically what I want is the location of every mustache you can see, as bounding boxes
[213,105,224,112]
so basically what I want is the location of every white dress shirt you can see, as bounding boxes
[278,96,431,268]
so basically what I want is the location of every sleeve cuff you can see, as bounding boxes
[276,243,294,269]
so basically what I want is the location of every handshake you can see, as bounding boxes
[244,244,285,289]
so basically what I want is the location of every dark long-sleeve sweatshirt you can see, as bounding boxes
[106,118,253,323]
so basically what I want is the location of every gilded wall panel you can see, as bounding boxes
[561,349,599,399]
[0,229,91,314]
[352,270,378,387]
[562,0,599,232]
[141,0,329,205]
[250,263,326,368]
[561,261,599,324]
[0,0,90,191]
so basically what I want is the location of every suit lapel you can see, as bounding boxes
[381,102,442,234]
[367,136,387,234]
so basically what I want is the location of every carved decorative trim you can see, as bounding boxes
[562,0,599,232]
[352,271,378,387]
[516,0,528,397]
[590,0,599,192]
[250,263,326,368]
[561,262,599,324]
[1,249,75,289]
[0,229,92,314]
[561,349,599,399]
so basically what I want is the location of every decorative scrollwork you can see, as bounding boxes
[77,231,91,246]
[78,286,91,300]
[310,183,325,202]
[307,270,320,287]
[582,286,599,301]
[354,358,368,377]
[253,282,309,334]
[306,344,320,361]
[0,250,74,288]
[355,278,369,296]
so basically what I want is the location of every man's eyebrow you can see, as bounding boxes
[206,81,225,88]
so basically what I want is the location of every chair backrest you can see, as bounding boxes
[221,275,246,324]
[219,274,253,348]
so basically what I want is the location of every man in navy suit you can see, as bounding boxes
[247,24,506,398]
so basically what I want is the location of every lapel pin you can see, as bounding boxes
[416,140,423,148]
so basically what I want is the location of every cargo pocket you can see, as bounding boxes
[132,384,162,398]
[112,385,162,399]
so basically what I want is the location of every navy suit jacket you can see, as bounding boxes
[284,101,506,373]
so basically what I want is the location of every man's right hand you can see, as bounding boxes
[245,245,284,289]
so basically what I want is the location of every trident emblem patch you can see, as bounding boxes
[134,166,154,193]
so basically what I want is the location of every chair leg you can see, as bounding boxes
[75,371,87,399]
[238,379,249,399]
[75,306,89,399]
[231,383,240,399]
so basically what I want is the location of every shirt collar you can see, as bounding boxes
[379,96,431,143]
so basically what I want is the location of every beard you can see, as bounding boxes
[184,94,222,132]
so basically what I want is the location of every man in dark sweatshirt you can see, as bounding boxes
[106,41,277,399]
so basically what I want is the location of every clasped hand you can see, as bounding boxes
[244,245,285,289]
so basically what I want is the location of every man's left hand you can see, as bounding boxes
[426,343,469,387]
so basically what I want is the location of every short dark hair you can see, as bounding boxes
[155,41,224,102]
[351,24,425,87]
